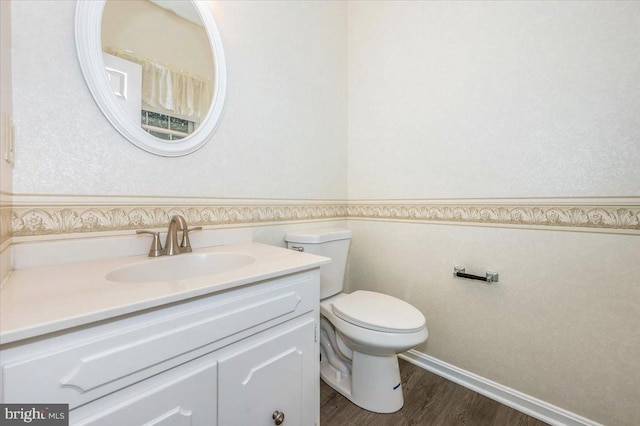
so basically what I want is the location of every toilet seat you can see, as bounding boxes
[331,291,426,334]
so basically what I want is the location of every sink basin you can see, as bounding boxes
[106,253,255,283]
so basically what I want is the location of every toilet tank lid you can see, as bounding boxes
[285,228,352,244]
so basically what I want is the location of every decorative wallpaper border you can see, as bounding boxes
[9,196,640,238]
[12,204,348,237]
[0,191,12,248]
[0,206,11,247]
[348,203,640,233]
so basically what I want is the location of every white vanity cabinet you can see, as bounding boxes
[0,269,321,426]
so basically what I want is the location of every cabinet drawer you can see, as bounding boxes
[71,360,217,426]
[2,271,317,409]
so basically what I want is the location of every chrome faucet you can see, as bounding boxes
[136,215,202,257]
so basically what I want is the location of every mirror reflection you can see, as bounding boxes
[101,0,215,142]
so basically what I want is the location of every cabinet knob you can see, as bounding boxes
[272,410,285,425]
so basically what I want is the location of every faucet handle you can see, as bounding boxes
[136,230,164,257]
[180,226,203,252]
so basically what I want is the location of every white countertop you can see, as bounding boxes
[0,243,330,345]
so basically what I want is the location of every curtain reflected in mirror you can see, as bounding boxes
[101,0,215,142]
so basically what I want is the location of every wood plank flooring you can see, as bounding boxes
[320,359,549,426]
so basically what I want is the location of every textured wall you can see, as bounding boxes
[346,2,640,425]
[1,0,13,283]
[11,0,348,199]
[348,1,640,199]
[346,221,640,425]
[0,1,11,196]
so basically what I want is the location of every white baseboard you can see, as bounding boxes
[399,349,603,426]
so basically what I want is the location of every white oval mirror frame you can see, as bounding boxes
[75,0,227,157]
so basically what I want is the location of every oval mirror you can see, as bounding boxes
[75,0,227,157]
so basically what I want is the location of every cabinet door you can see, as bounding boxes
[72,360,217,426]
[218,318,317,426]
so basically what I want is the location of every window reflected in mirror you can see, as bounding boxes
[141,111,195,141]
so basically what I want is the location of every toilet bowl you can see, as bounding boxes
[285,228,428,413]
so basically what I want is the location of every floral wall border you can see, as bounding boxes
[10,199,640,238]
[12,204,349,237]
[1,205,11,247]
[348,203,640,234]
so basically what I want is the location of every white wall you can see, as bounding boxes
[11,0,348,199]
[347,2,640,425]
[347,221,640,425]
[0,1,11,195]
[348,1,640,199]
[0,0,13,282]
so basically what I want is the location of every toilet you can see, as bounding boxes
[285,228,428,413]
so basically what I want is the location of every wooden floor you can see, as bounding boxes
[320,359,549,426]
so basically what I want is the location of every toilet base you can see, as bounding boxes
[321,350,404,413]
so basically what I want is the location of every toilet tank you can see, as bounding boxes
[284,228,352,299]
